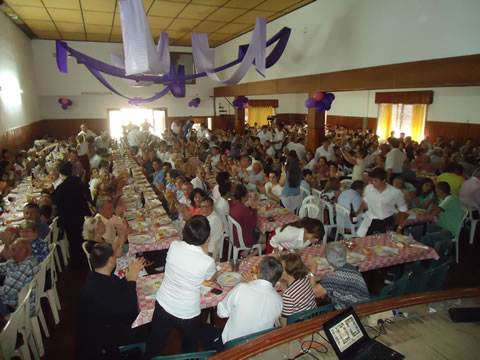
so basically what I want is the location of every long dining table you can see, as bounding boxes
[132,231,439,328]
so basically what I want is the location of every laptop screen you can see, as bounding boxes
[328,314,364,352]
[323,307,369,358]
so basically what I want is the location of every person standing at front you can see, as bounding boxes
[144,216,217,358]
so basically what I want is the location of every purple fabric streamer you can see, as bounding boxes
[192,17,266,85]
[54,22,290,104]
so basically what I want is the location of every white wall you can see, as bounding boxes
[0,12,40,132]
[327,87,480,124]
[216,0,480,83]
[32,40,215,119]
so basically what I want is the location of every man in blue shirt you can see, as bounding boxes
[152,159,165,189]
[337,180,364,230]
[23,203,50,239]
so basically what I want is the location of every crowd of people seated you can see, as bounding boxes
[0,119,478,358]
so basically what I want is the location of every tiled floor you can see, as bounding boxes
[41,229,480,359]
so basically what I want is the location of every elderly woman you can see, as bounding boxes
[308,242,369,309]
[82,216,126,257]
[279,253,317,327]
[145,216,217,358]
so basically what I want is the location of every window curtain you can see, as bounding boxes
[247,106,274,127]
[410,104,426,142]
[377,104,393,140]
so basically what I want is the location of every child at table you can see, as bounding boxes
[268,218,324,253]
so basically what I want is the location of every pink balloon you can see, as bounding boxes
[314,92,324,102]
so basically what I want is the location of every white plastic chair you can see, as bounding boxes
[48,218,63,272]
[300,186,311,199]
[302,195,320,207]
[312,189,336,243]
[82,241,92,270]
[452,206,469,264]
[1,286,40,360]
[49,217,70,268]
[334,204,357,240]
[41,244,61,324]
[226,215,262,261]
[299,203,320,219]
[461,198,480,245]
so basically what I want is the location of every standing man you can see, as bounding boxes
[53,161,90,267]
[200,197,224,261]
[358,168,407,236]
[256,125,272,146]
[272,123,284,154]
[78,124,97,138]
[385,138,406,183]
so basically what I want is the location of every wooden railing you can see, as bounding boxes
[210,287,480,360]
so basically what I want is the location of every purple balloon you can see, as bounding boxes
[242,97,249,103]
[324,104,331,111]
[321,97,331,106]
[194,97,201,103]
[324,93,335,102]
[61,104,68,110]
[305,98,316,108]
[315,103,324,112]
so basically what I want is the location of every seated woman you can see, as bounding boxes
[269,218,324,252]
[411,178,436,212]
[321,178,341,204]
[279,253,317,327]
[392,176,416,208]
[303,150,317,171]
[177,188,207,221]
[317,156,330,177]
[82,216,126,258]
[308,242,369,309]
[265,171,283,203]
[229,184,265,257]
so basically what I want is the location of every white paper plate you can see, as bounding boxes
[154,217,171,226]
[157,228,177,238]
[143,278,162,294]
[217,272,242,287]
[346,252,366,263]
[315,257,331,269]
[369,246,399,256]
[131,222,149,232]
[129,234,153,244]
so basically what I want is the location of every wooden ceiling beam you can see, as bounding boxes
[214,54,480,96]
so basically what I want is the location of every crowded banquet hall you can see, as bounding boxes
[0,0,480,359]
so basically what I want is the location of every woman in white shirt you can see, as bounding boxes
[303,150,317,171]
[265,171,283,202]
[342,148,367,182]
[145,216,217,358]
[270,218,324,252]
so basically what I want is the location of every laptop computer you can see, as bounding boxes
[323,307,404,360]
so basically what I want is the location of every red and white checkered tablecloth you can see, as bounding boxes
[127,216,180,255]
[256,213,301,234]
[132,232,438,328]
[403,212,437,227]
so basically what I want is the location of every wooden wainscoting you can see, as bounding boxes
[0,121,45,153]
[276,113,306,125]
[213,115,234,131]
[326,115,378,131]
[41,118,109,139]
[424,121,480,143]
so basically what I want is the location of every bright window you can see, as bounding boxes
[108,108,166,139]
[377,103,426,141]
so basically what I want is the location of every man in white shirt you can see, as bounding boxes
[191,167,208,192]
[196,123,208,140]
[200,197,224,261]
[94,132,110,150]
[127,126,144,153]
[272,123,284,152]
[170,119,181,136]
[256,125,272,146]
[96,198,120,246]
[214,182,231,223]
[217,257,283,344]
[315,139,335,162]
[265,140,275,158]
[359,168,408,235]
[385,139,406,182]
[459,168,480,207]
[78,124,97,138]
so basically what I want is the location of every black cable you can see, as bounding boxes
[317,332,329,344]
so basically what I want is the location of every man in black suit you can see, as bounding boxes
[52,160,90,267]
[76,243,147,359]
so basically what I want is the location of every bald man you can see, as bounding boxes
[0,238,39,316]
